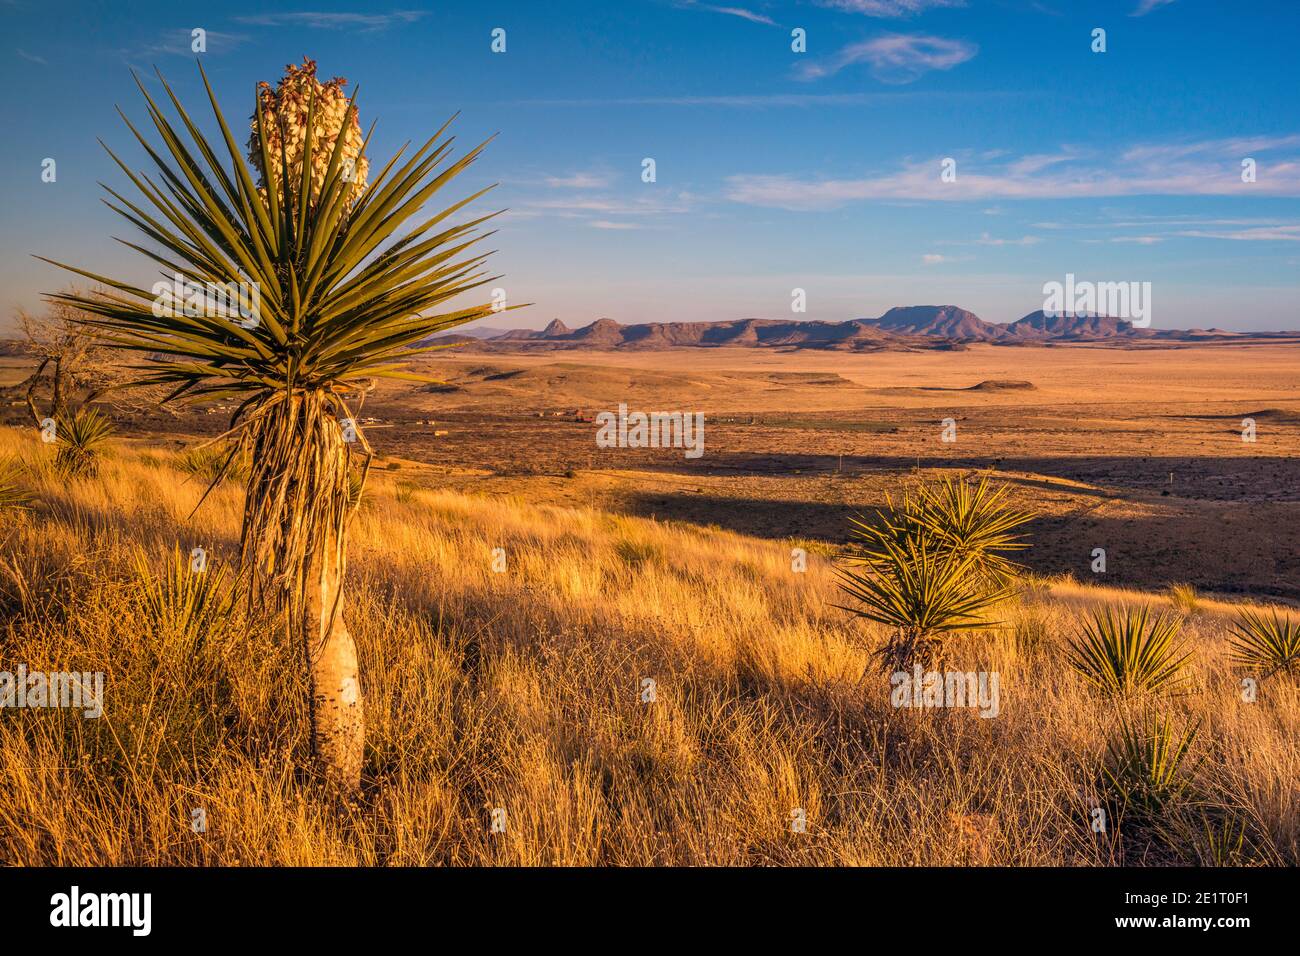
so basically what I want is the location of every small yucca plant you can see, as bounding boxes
[53,406,114,477]
[839,476,1026,671]
[1166,582,1200,615]
[134,546,234,649]
[345,467,366,509]
[1102,711,1200,820]
[1228,608,1300,679]
[177,443,248,487]
[0,457,33,511]
[1192,813,1248,866]
[1065,605,1191,697]
[836,533,1013,673]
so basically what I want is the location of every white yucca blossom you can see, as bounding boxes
[247,58,369,210]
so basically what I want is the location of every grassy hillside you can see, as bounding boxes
[0,426,1295,865]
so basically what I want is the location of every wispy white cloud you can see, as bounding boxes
[726,137,1300,209]
[974,234,1040,246]
[233,11,427,31]
[705,5,776,25]
[795,33,977,83]
[523,195,693,216]
[545,172,614,189]
[511,90,1014,108]
[1121,134,1300,163]
[1004,150,1081,176]
[1033,215,1292,230]
[1132,0,1177,16]
[677,1,777,25]
[933,233,1041,247]
[126,29,250,59]
[816,0,965,16]
[16,48,46,65]
[1176,225,1300,242]
[509,190,696,230]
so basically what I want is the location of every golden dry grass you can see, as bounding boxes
[0,424,1296,866]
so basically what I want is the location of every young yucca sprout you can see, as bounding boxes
[1166,582,1200,615]
[1065,604,1191,698]
[134,545,234,648]
[345,466,366,509]
[0,457,34,511]
[1102,711,1200,821]
[1228,608,1300,679]
[1196,814,1248,867]
[177,443,248,487]
[53,406,115,478]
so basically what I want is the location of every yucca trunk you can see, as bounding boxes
[242,390,365,790]
[879,627,946,674]
[303,509,364,790]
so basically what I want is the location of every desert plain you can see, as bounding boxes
[168,341,1300,601]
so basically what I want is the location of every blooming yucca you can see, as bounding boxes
[44,60,509,790]
[249,57,370,209]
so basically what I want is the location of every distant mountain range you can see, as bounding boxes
[433,306,1300,352]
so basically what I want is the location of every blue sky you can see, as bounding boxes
[2,0,1297,332]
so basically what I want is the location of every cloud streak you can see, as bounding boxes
[1176,225,1300,242]
[125,29,249,59]
[1132,0,1177,16]
[677,1,777,25]
[509,90,1017,108]
[233,11,427,31]
[726,138,1300,209]
[703,5,776,25]
[796,33,978,83]
[545,172,614,189]
[816,0,965,16]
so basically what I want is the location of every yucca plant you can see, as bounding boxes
[1166,582,1200,615]
[835,532,1013,673]
[39,59,510,789]
[0,457,34,511]
[1102,711,1200,821]
[53,406,115,478]
[912,475,1032,582]
[177,442,248,487]
[344,466,366,510]
[838,476,1026,672]
[844,475,1032,583]
[1065,605,1191,698]
[134,546,234,649]
[1228,608,1300,679]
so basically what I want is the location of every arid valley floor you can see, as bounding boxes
[42,341,1291,601]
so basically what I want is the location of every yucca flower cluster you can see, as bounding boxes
[247,58,369,210]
